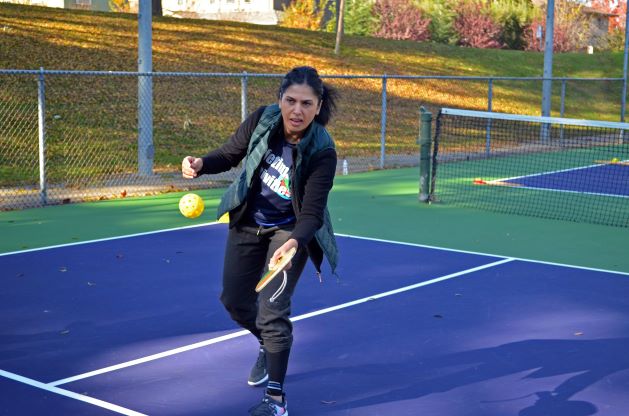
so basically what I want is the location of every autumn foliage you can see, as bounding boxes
[373,0,431,42]
[523,0,590,52]
[453,1,503,49]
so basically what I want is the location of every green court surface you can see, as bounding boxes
[1,168,628,273]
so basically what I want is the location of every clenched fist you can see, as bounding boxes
[182,156,203,179]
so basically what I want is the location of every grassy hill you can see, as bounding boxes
[0,3,627,187]
[0,3,624,77]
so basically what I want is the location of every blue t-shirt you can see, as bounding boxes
[251,136,296,226]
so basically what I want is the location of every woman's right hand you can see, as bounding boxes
[182,156,203,179]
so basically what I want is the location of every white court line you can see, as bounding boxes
[49,329,250,386]
[497,162,607,182]
[0,221,221,257]
[336,233,629,277]
[49,258,513,387]
[485,182,629,199]
[0,369,146,416]
[486,163,629,199]
[3,222,626,276]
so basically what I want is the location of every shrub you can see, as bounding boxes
[605,28,626,51]
[373,0,431,42]
[453,1,503,49]
[326,0,379,36]
[109,0,131,13]
[281,0,331,31]
[500,13,526,49]
[490,0,537,50]
[417,0,458,45]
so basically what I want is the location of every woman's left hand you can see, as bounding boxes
[269,239,299,270]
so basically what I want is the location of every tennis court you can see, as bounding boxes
[431,109,629,227]
[2,191,629,416]
[498,162,629,197]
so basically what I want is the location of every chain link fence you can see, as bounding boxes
[0,69,625,210]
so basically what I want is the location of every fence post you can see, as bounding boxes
[485,78,493,156]
[37,67,47,206]
[418,107,432,203]
[241,71,248,122]
[138,73,154,176]
[622,4,629,124]
[138,0,154,176]
[560,79,566,117]
[380,74,387,169]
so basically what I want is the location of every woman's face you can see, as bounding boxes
[279,83,322,141]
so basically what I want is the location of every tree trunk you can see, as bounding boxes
[334,0,345,54]
[152,0,163,17]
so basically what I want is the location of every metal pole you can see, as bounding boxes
[37,67,47,206]
[621,5,629,122]
[138,0,154,176]
[486,78,493,156]
[540,0,555,144]
[241,71,248,122]
[560,79,566,145]
[418,107,432,202]
[541,0,555,118]
[380,75,387,169]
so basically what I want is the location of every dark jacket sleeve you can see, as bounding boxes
[198,107,265,175]
[290,147,337,248]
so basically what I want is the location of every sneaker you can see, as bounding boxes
[248,347,268,386]
[248,394,288,416]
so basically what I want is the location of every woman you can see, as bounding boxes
[181,66,339,415]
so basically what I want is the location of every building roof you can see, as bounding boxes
[580,6,617,17]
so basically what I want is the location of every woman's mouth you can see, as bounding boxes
[289,118,303,127]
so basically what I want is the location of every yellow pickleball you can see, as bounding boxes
[611,157,620,163]
[179,193,204,219]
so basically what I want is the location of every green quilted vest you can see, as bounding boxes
[217,104,338,273]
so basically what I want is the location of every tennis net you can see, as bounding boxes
[430,108,629,227]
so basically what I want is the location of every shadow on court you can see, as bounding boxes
[292,337,629,416]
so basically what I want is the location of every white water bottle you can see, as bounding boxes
[342,158,348,175]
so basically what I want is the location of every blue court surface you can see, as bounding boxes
[501,163,629,197]
[1,223,628,415]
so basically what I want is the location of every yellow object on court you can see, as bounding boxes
[218,212,230,223]
[179,193,205,219]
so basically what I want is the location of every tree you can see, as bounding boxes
[152,0,162,17]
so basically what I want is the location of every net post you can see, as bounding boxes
[418,106,433,203]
